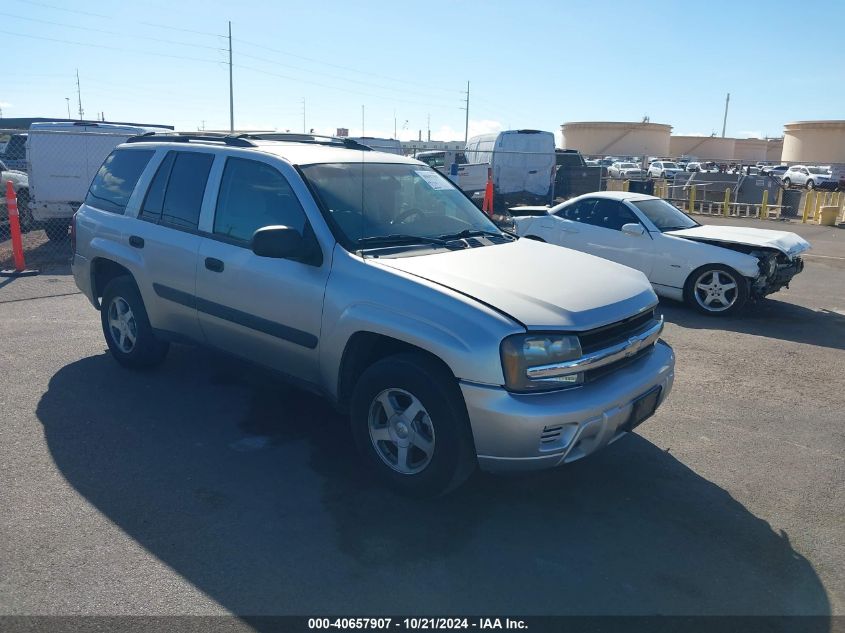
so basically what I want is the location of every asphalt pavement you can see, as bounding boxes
[0,217,842,622]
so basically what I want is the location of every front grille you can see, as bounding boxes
[578,309,657,354]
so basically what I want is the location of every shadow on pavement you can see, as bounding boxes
[36,347,830,621]
[659,296,845,351]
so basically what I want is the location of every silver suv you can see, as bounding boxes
[72,133,675,495]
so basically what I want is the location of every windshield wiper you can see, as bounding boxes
[357,234,450,249]
[437,229,512,241]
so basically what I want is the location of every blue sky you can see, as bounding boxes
[3,0,843,142]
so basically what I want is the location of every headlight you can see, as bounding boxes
[500,333,583,392]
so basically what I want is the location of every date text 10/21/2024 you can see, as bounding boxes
[307,618,528,630]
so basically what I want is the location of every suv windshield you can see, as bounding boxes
[620,163,637,169]
[661,162,678,169]
[632,198,699,231]
[808,167,829,175]
[300,162,503,249]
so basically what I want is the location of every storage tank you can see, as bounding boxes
[733,138,768,162]
[782,120,845,164]
[561,121,671,157]
[766,138,783,163]
[669,136,736,162]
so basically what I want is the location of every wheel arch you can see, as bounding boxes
[336,332,458,413]
[91,258,135,309]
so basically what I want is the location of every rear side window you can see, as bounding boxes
[85,149,154,214]
[140,151,176,222]
[160,152,214,230]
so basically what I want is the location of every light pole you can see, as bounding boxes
[65,97,70,119]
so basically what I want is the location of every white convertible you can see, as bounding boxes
[512,192,810,316]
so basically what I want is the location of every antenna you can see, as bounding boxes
[228,21,234,134]
[76,69,84,120]
[721,92,730,138]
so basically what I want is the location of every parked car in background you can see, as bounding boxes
[27,121,172,241]
[512,192,810,316]
[72,133,674,495]
[761,164,788,179]
[647,160,684,180]
[686,162,702,172]
[416,150,488,198]
[465,129,556,209]
[608,162,644,179]
[0,133,28,171]
[0,159,32,231]
[781,165,831,189]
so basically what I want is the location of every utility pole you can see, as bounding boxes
[427,113,430,142]
[65,97,70,119]
[461,81,470,144]
[228,21,234,134]
[393,109,397,139]
[721,92,730,138]
[76,69,84,120]
[302,98,306,133]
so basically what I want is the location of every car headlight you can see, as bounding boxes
[500,333,583,392]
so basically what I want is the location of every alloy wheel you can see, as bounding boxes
[368,388,435,474]
[693,269,739,313]
[107,296,138,353]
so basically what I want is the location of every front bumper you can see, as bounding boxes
[461,341,675,472]
[754,256,805,297]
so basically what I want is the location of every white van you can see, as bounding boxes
[345,137,403,155]
[27,122,172,240]
[464,130,556,209]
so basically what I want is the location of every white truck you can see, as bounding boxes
[27,122,172,240]
[415,150,489,198]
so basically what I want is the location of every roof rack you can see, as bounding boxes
[125,132,256,147]
[237,132,371,150]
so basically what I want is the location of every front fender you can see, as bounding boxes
[661,235,760,285]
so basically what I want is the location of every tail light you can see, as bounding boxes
[70,211,77,253]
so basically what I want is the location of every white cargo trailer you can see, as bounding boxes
[27,122,172,240]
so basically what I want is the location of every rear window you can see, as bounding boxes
[85,149,154,214]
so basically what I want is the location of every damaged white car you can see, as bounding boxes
[512,192,810,316]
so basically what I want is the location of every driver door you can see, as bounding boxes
[557,198,654,275]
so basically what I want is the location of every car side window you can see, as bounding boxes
[557,198,597,223]
[85,149,154,215]
[213,157,308,244]
[140,151,176,223]
[591,199,639,231]
[157,152,214,230]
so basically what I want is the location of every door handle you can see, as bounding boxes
[128,235,144,248]
[204,257,224,273]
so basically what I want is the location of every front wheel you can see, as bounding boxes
[350,353,476,496]
[684,265,749,316]
[782,177,791,188]
[100,276,169,369]
[806,179,814,189]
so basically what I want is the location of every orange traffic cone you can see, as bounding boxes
[481,167,494,216]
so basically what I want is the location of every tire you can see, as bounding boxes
[782,177,791,189]
[16,189,34,232]
[45,219,70,242]
[100,276,169,369]
[683,265,749,317]
[350,353,476,496]
[806,179,814,190]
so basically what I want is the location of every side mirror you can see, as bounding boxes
[621,223,645,236]
[251,225,306,259]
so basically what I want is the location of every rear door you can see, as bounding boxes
[127,149,215,341]
[494,132,555,199]
[195,155,329,384]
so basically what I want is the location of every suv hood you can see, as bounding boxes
[665,225,811,257]
[372,240,657,330]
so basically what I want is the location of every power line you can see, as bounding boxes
[11,0,110,18]
[236,50,458,106]
[3,13,226,52]
[0,29,226,66]
[233,38,458,95]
